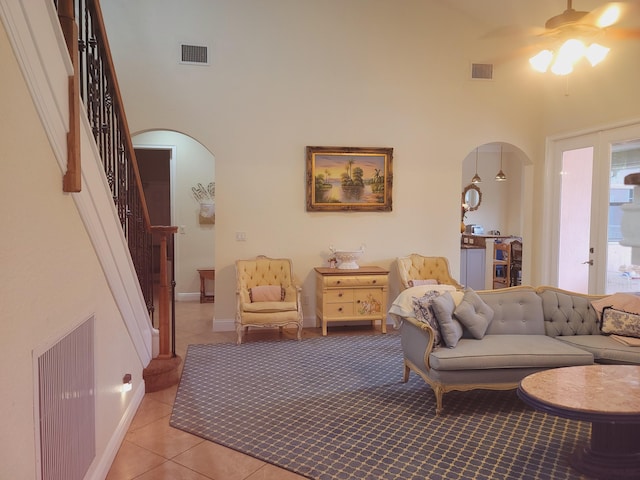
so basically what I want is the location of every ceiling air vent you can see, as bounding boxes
[471,63,493,80]
[180,44,209,65]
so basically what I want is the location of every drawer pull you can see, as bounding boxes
[372,280,377,284]
[356,300,361,304]
[338,307,343,312]
[336,280,341,284]
[338,293,343,297]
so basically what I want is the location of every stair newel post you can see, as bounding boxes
[151,226,178,359]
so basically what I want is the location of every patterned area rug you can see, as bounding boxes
[170,333,589,479]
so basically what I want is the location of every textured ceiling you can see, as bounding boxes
[444,0,634,31]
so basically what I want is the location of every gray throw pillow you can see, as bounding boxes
[454,289,494,339]
[431,292,464,348]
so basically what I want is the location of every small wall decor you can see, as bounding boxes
[192,182,215,224]
[306,146,393,212]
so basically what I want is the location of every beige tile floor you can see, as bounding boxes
[106,300,380,480]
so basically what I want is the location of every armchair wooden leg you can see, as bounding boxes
[236,325,243,345]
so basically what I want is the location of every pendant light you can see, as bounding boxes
[495,145,507,182]
[471,148,482,184]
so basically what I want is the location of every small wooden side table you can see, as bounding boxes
[197,268,215,303]
[314,266,389,336]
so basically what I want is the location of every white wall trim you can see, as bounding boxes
[177,292,201,302]
[85,381,145,480]
[76,115,154,362]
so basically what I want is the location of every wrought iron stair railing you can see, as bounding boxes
[55,0,176,358]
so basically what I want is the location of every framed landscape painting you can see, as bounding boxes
[306,146,393,212]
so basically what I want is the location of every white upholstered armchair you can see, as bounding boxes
[235,255,303,344]
[396,254,463,291]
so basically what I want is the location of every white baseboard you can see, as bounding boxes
[176,292,201,302]
[87,381,145,479]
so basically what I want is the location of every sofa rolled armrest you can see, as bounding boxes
[400,316,435,376]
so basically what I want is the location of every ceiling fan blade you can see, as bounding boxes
[579,2,628,28]
[481,25,546,41]
[483,43,548,67]
[605,27,640,40]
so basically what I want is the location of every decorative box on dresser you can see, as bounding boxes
[314,266,389,336]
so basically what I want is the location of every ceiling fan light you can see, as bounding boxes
[557,39,586,65]
[586,43,610,66]
[529,50,553,72]
[551,59,573,75]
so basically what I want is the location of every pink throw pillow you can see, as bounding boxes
[249,285,285,302]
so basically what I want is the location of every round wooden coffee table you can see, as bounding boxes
[518,365,640,479]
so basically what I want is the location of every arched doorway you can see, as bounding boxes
[460,142,528,290]
[133,130,216,301]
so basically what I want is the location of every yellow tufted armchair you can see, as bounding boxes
[235,255,303,344]
[396,254,463,291]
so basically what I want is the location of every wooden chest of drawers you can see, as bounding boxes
[314,266,389,336]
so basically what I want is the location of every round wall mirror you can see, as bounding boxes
[462,184,482,211]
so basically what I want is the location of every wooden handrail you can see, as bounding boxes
[57,0,81,192]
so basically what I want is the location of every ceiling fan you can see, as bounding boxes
[505,1,640,75]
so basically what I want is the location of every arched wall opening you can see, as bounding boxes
[133,130,215,301]
[460,142,532,289]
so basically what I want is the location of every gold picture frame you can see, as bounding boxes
[306,146,393,212]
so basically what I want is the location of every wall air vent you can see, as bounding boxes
[180,44,209,65]
[471,63,493,80]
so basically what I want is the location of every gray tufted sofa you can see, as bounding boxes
[396,285,640,414]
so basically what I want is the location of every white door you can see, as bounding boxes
[548,124,640,294]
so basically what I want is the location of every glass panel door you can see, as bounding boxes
[549,125,640,294]
[605,138,640,293]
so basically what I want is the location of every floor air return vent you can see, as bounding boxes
[36,316,95,480]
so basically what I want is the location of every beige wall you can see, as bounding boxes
[102,0,547,328]
[0,21,144,479]
[101,1,640,327]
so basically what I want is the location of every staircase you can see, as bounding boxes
[4,0,181,388]
[57,0,180,388]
